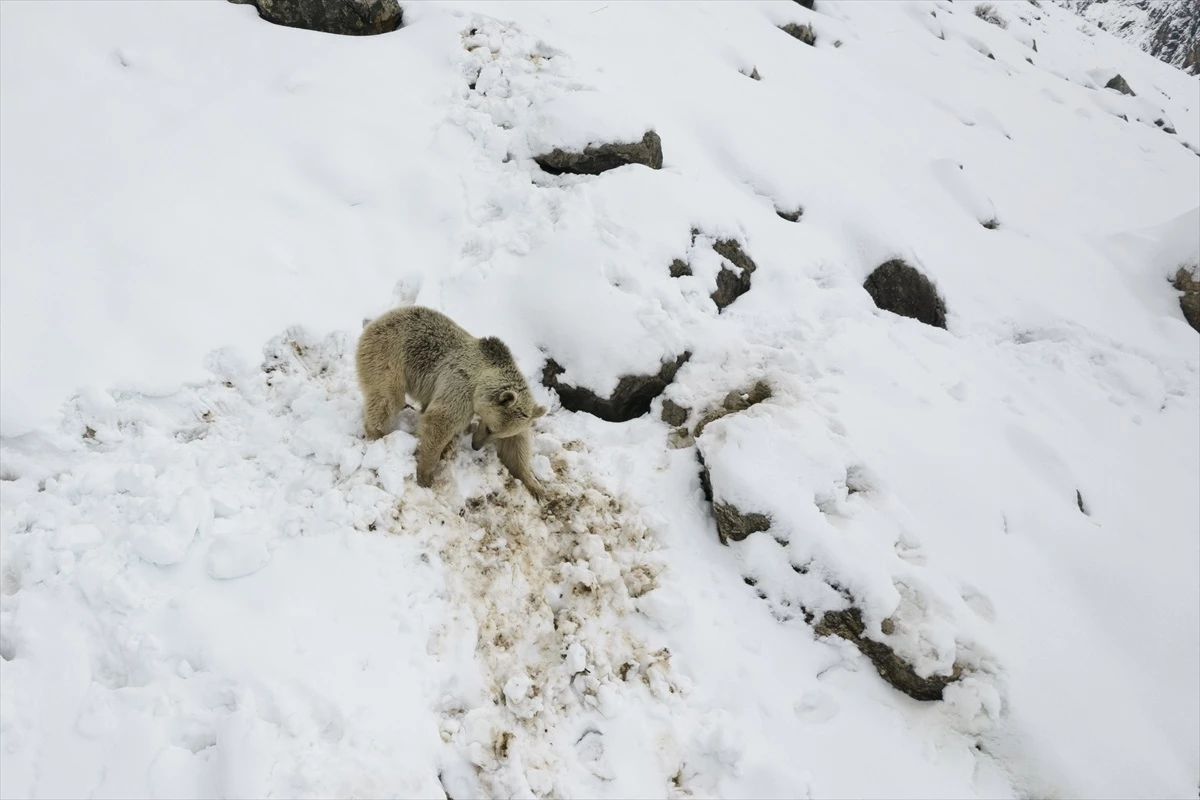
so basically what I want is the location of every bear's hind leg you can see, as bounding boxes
[415,405,463,488]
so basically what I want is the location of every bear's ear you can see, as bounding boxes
[533,405,547,418]
[498,390,517,407]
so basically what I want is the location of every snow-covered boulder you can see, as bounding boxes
[542,352,690,423]
[528,92,663,175]
[781,22,817,46]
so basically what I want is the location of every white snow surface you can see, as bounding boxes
[2,1,1198,798]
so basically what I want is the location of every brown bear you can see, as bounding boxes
[356,305,547,498]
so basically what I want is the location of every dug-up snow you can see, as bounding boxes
[1,1,1197,799]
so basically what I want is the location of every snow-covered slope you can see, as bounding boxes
[1056,0,1200,76]
[1,1,1197,798]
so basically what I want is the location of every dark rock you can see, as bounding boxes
[534,131,663,176]
[542,352,691,423]
[863,259,947,329]
[669,259,693,278]
[777,207,804,222]
[1076,489,1089,515]
[793,0,815,8]
[693,380,772,437]
[981,218,1000,230]
[780,22,816,46]
[1104,73,1135,96]
[815,607,961,701]
[1173,266,1200,332]
[747,67,762,81]
[242,0,403,35]
[661,399,691,427]
[711,239,758,312]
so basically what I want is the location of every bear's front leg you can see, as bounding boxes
[495,430,543,500]
[415,406,460,488]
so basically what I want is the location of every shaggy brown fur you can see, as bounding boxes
[356,306,547,498]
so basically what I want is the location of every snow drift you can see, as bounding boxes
[1,1,1197,798]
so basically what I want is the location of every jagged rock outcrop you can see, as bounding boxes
[1058,0,1199,75]
[1104,73,1136,95]
[534,131,664,176]
[542,352,690,423]
[863,259,948,329]
[232,0,403,35]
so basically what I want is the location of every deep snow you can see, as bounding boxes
[1,1,1198,798]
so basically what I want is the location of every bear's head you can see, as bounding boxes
[473,387,547,450]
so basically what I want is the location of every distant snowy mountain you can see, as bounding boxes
[1056,0,1200,75]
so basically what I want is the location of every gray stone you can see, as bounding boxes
[243,0,403,35]
[661,399,691,427]
[669,259,692,278]
[534,131,663,176]
[1104,73,1136,95]
[863,259,947,329]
